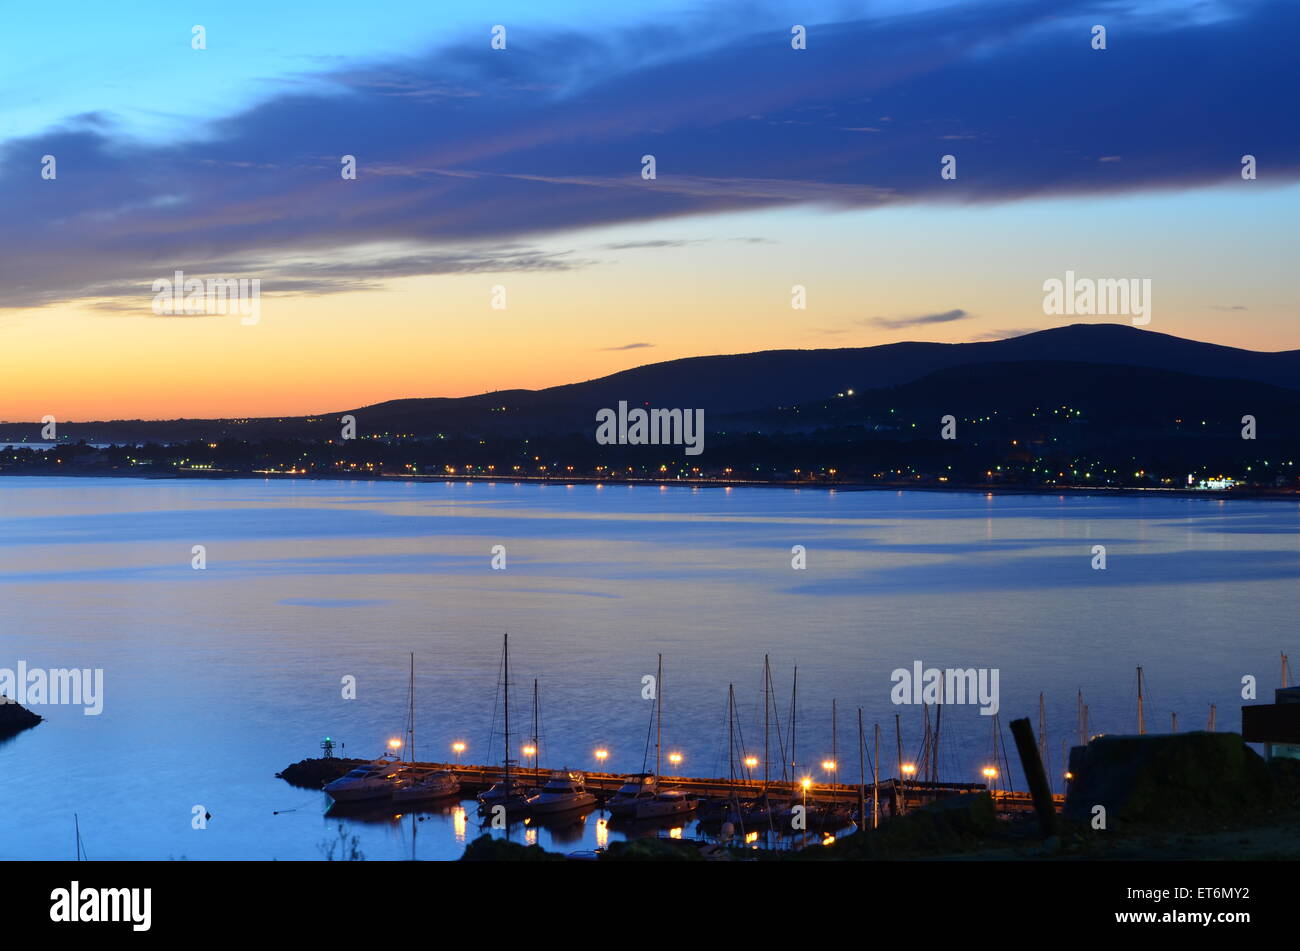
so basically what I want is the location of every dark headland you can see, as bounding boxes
[0,698,43,739]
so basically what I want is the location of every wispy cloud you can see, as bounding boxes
[600,342,655,351]
[866,309,972,330]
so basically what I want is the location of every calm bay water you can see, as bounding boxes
[1,476,1296,859]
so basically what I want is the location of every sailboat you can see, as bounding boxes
[697,683,762,826]
[390,653,462,803]
[477,633,530,814]
[607,654,696,820]
[779,696,851,832]
[727,655,786,829]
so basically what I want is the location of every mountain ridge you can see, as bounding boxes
[4,323,1298,442]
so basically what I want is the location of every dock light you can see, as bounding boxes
[821,759,837,773]
[800,777,812,791]
[901,763,917,777]
[594,749,609,765]
[982,766,998,780]
[452,741,466,763]
[1064,771,1074,781]
[388,738,402,751]
[743,756,759,769]
[522,744,536,757]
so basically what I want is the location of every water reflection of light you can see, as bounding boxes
[745,831,759,845]
[596,818,608,848]
[669,827,683,839]
[525,827,538,846]
[452,806,467,843]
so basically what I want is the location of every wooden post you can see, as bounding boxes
[1009,717,1057,838]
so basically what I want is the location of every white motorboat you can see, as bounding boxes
[392,769,460,803]
[526,770,596,814]
[323,757,406,802]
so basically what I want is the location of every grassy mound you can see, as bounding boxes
[1063,732,1273,828]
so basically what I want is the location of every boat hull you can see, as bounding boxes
[393,781,461,803]
[323,782,394,802]
[527,793,597,815]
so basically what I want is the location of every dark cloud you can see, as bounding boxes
[598,240,695,250]
[600,342,655,350]
[866,309,971,329]
[2,0,1294,309]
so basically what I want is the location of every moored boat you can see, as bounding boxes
[607,772,659,817]
[477,775,532,813]
[323,756,406,802]
[612,655,696,820]
[392,769,460,802]
[526,770,596,814]
[634,786,696,819]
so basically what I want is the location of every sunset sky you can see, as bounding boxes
[2,0,1296,421]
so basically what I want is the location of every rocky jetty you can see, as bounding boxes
[276,757,365,789]
[0,696,42,739]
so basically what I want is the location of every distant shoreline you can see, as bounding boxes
[2,467,1296,502]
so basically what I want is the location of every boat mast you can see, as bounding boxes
[655,654,663,779]
[728,684,736,785]
[1076,688,1085,745]
[763,655,770,791]
[503,633,511,787]
[407,652,415,764]
[532,677,539,774]
[1037,692,1047,789]
[831,698,837,776]
[933,699,942,783]
[790,665,798,782]
[921,704,932,781]
[1136,666,1145,735]
[873,723,880,829]
[856,707,865,825]
[895,713,904,815]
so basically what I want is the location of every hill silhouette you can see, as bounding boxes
[4,323,1299,443]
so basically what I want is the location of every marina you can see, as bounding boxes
[2,477,1295,860]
